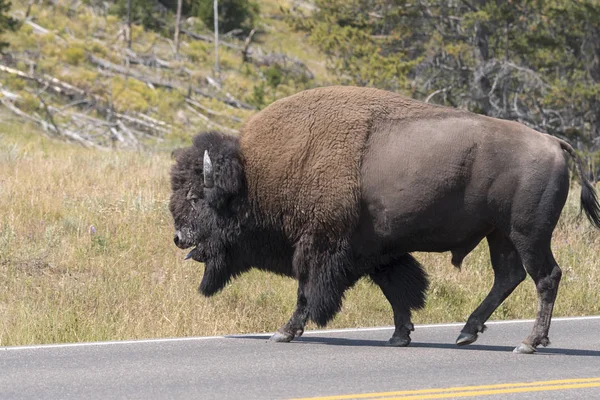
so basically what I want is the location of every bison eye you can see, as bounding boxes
[186,189,201,210]
[186,188,199,201]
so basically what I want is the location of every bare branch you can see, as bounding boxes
[36,91,62,137]
[242,28,257,62]
[425,87,452,103]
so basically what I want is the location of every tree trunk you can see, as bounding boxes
[174,0,183,57]
[127,0,132,49]
[214,0,219,78]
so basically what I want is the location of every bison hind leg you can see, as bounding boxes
[370,253,429,347]
[457,230,526,347]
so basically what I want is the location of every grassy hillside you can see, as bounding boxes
[1,119,599,346]
[0,0,329,149]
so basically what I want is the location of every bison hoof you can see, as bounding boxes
[269,331,295,343]
[455,332,478,346]
[513,343,536,354]
[387,336,411,347]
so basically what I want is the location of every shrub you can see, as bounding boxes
[17,91,39,113]
[63,45,86,66]
[185,41,209,63]
[247,82,265,109]
[0,0,20,52]
[265,65,282,89]
[111,77,158,112]
[2,74,25,91]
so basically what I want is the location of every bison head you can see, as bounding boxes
[169,131,249,295]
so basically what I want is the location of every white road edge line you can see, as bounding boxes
[2,315,599,351]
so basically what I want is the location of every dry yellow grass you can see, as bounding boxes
[0,118,599,346]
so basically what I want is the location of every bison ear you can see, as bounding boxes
[202,144,245,209]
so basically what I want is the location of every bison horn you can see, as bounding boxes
[203,150,214,188]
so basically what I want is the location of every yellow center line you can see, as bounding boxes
[292,377,600,400]
[385,382,600,399]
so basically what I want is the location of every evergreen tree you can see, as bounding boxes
[288,0,600,153]
[0,0,19,52]
[195,0,259,34]
[288,0,417,91]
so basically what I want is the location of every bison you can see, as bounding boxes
[169,86,600,354]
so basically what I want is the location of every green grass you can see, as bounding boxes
[0,119,598,346]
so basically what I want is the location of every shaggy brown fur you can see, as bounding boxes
[240,86,466,240]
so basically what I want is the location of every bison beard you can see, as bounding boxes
[170,86,600,353]
[198,257,229,296]
[197,245,239,297]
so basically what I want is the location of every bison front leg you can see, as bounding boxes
[303,238,361,327]
[370,254,428,347]
[270,282,309,342]
[271,235,359,343]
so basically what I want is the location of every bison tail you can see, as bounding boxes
[558,139,600,229]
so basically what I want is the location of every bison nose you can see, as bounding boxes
[174,231,186,248]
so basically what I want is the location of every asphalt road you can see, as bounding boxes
[1,316,599,400]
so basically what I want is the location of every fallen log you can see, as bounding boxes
[179,27,243,50]
[185,97,242,123]
[89,55,254,111]
[156,19,243,50]
[116,120,142,148]
[125,49,172,69]
[1,98,103,149]
[246,50,314,80]
[194,87,254,110]
[24,19,67,44]
[134,113,172,132]
[1,65,166,147]
[185,104,239,134]
[113,112,170,135]
[46,106,143,149]
[0,88,20,101]
[0,64,102,107]
[25,19,49,35]
[88,54,182,92]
